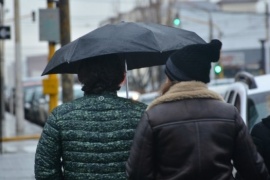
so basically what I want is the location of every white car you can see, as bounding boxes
[138,91,160,105]
[208,83,233,98]
[208,78,234,98]
[117,85,140,101]
[222,72,270,131]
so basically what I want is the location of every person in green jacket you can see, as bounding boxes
[34,54,147,180]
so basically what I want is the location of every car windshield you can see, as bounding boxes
[24,85,41,102]
[248,91,270,130]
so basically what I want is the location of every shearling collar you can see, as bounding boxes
[147,81,224,110]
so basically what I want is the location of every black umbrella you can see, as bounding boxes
[42,22,206,75]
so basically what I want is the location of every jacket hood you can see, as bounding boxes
[147,81,224,110]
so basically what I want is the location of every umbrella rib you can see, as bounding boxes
[135,23,162,52]
[151,32,162,52]
[65,40,79,63]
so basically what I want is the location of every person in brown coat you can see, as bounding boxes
[126,39,269,180]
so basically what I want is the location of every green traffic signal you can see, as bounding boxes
[173,18,181,26]
[214,65,222,74]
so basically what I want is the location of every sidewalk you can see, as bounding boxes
[2,112,43,138]
[0,112,43,180]
[0,153,36,180]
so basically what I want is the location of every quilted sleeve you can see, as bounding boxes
[34,111,63,180]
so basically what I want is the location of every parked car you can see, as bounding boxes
[222,72,270,131]
[29,83,143,126]
[138,91,160,105]
[5,77,43,119]
[25,85,47,126]
[4,85,13,113]
[26,84,84,126]
[23,80,43,121]
[208,83,234,98]
[208,78,234,86]
[117,84,141,101]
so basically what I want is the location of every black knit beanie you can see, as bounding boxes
[165,39,222,83]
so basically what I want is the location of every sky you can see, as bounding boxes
[2,0,136,77]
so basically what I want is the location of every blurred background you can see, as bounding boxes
[0,0,270,134]
[3,0,270,92]
[1,0,270,179]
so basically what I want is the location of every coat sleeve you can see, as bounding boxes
[34,111,63,180]
[126,112,155,180]
[232,109,270,180]
[251,123,265,157]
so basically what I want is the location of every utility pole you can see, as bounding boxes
[208,11,215,81]
[0,0,4,154]
[260,39,266,74]
[265,2,269,41]
[265,1,270,74]
[166,0,173,26]
[44,0,59,112]
[59,0,73,103]
[14,0,24,135]
[0,1,4,122]
[208,12,213,41]
[112,0,120,15]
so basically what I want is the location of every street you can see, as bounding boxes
[0,112,43,180]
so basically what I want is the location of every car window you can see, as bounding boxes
[235,94,241,113]
[226,91,235,104]
[34,86,45,101]
[24,85,40,103]
[248,91,270,130]
[24,88,35,102]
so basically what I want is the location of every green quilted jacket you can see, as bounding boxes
[35,92,146,180]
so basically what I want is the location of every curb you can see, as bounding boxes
[1,134,41,142]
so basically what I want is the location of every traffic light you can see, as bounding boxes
[214,63,224,78]
[214,64,222,74]
[173,13,181,26]
[173,18,181,26]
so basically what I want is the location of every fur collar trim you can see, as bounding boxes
[147,81,224,110]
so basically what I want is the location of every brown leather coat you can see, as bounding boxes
[126,81,269,180]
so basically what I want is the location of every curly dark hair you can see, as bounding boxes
[77,54,125,95]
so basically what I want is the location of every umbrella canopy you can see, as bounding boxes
[42,22,206,75]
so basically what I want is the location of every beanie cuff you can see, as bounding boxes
[166,58,192,81]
